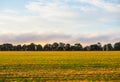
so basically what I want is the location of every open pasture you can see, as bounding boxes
[0,51,120,82]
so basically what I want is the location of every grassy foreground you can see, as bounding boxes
[0,51,120,82]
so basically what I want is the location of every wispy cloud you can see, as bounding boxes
[0,0,119,33]
[25,0,77,17]
[26,0,120,14]
[77,0,120,12]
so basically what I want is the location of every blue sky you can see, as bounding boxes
[0,0,120,45]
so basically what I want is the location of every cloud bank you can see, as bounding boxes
[0,32,119,46]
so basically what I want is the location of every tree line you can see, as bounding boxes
[0,42,120,51]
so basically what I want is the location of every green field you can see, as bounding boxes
[0,51,120,82]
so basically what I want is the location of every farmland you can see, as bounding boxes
[0,51,120,82]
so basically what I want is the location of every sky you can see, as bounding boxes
[0,0,120,45]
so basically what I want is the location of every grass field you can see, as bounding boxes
[0,51,120,82]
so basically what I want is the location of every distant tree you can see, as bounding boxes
[97,42,102,50]
[0,45,2,51]
[27,43,37,51]
[107,44,113,51]
[74,43,83,51]
[103,44,107,51]
[90,44,98,51]
[70,45,75,51]
[13,45,22,51]
[44,44,52,51]
[65,43,71,51]
[57,42,65,51]
[103,43,113,51]
[36,44,42,51]
[22,44,28,51]
[114,42,120,50]
[0,43,13,51]
[84,46,90,51]
[90,42,102,51]
[0,42,120,51]
[52,42,59,51]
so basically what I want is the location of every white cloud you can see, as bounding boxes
[25,0,76,18]
[0,1,119,32]
[25,0,120,21]
[0,9,19,15]
[77,0,120,12]
[0,0,119,44]
[2,9,19,14]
